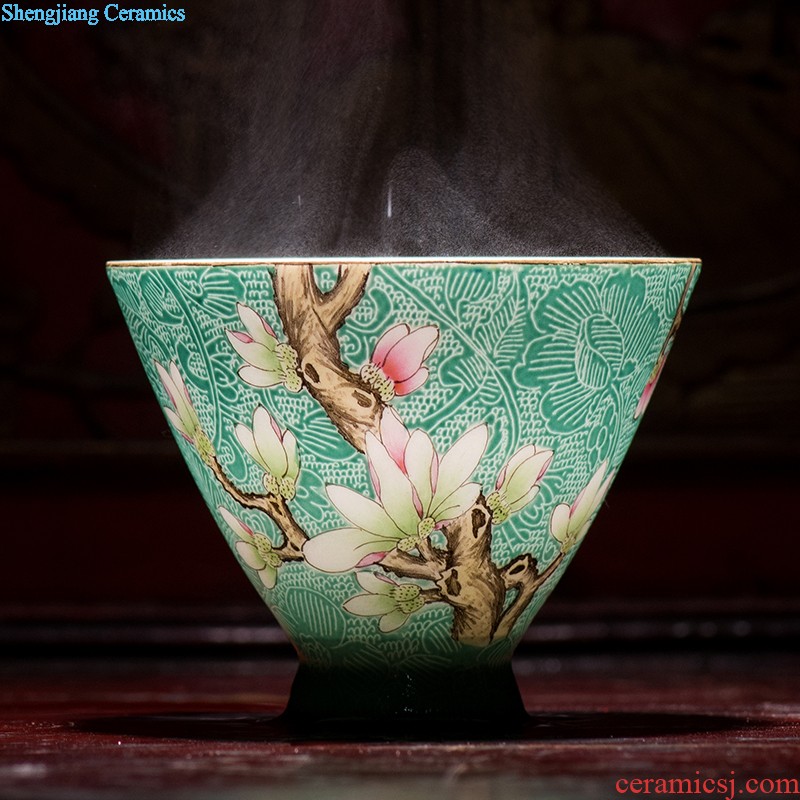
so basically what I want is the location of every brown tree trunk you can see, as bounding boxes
[273,263,382,451]
[208,457,306,561]
[439,498,507,646]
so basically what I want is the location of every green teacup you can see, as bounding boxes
[107,257,698,729]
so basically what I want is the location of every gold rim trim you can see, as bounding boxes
[107,256,701,269]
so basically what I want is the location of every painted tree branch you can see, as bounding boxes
[380,549,442,582]
[273,263,382,451]
[320,263,372,330]
[494,551,565,640]
[208,457,306,561]
[416,538,447,572]
[420,587,444,605]
[437,497,507,645]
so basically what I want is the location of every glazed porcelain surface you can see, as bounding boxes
[108,258,698,679]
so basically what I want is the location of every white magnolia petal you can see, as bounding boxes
[302,528,398,573]
[282,430,300,481]
[597,472,616,506]
[258,563,278,589]
[344,594,397,617]
[355,570,396,595]
[226,331,280,370]
[237,365,283,388]
[218,506,253,541]
[581,461,610,509]
[431,482,481,521]
[159,363,192,431]
[163,407,191,440]
[365,432,420,536]
[573,462,609,530]
[503,450,553,505]
[235,540,266,570]
[433,424,488,507]
[237,303,278,349]
[379,407,411,469]
[403,430,436,512]
[155,361,177,406]
[550,503,572,543]
[420,325,440,359]
[326,485,406,540]
[379,609,411,633]
[574,473,613,535]
[235,423,267,470]
[507,484,540,513]
[167,360,186,397]
[499,445,538,488]
[252,406,288,477]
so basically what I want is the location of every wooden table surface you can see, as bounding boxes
[2,649,799,799]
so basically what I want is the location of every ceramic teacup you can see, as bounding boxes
[107,257,699,729]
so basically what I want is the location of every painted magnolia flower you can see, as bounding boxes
[360,323,439,402]
[155,360,215,463]
[343,571,426,632]
[550,461,615,554]
[219,506,281,589]
[235,406,300,500]
[635,339,673,419]
[303,408,488,573]
[487,444,554,524]
[226,303,302,393]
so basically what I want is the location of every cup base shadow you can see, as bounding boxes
[279,662,528,736]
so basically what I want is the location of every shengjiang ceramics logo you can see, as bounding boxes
[1,2,186,26]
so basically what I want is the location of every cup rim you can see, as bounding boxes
[107,256,700,269]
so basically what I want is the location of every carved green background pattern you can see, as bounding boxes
[108,260,698,670]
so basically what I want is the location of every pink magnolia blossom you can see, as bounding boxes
[235,406,300,499]
[156,360,201,444]
[303,408,488,573]
[360,324,439,401]
[487,444,554,523]
[365,408,487,532]
[219,506,281,589]
[154,359,215,463]
[226,303,301,392]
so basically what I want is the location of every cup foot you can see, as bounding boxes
[280,662,527,738]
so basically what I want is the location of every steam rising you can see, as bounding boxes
[152,2,662,258]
